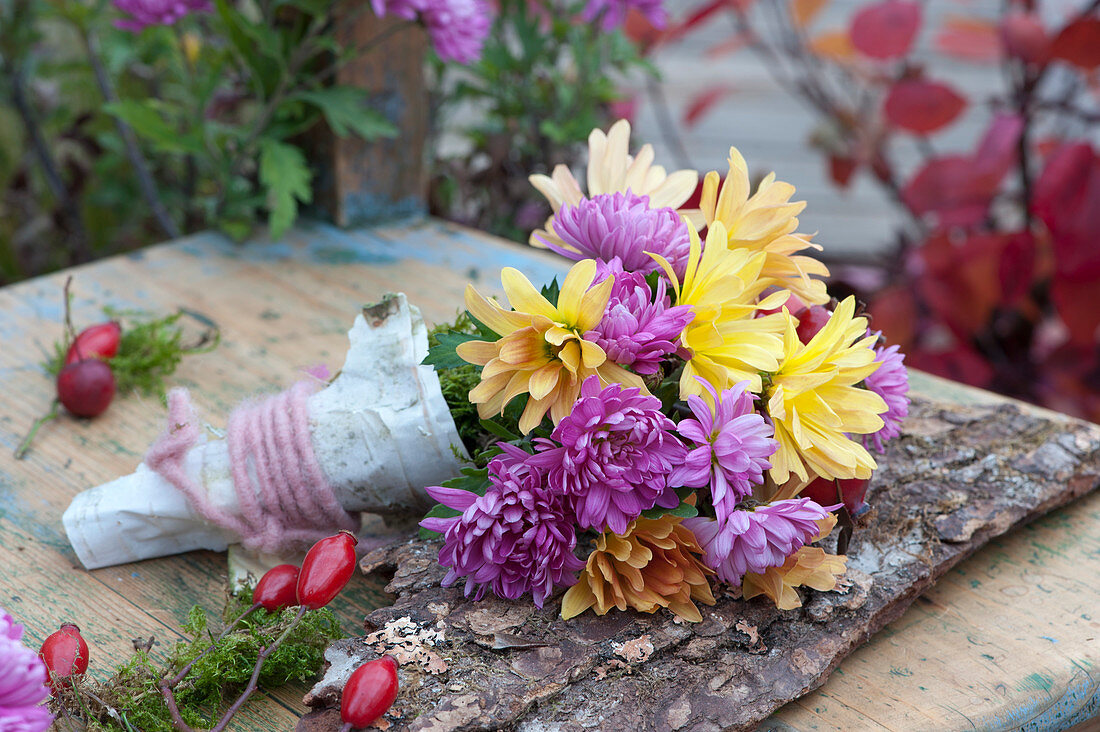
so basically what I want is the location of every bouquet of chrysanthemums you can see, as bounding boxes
[418,120,910,621]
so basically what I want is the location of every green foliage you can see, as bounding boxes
[259,139,313,238]
[430,0,654,240]
[44,307,218,395]
[75,587,342,731]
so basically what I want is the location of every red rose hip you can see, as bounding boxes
[254,564,300,612]
[296,530,358,610]
[341,655,399,729]
[39,623,89,692]
[57,359,116,418]
[64,321,122,365]
[801,476,871,516]
[795,304,832,344]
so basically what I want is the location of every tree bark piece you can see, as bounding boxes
[299,394,1100,731]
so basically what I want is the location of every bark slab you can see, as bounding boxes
[298,395,1100,731]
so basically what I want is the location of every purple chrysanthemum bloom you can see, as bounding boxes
[372,0,490,64]
[668,378,777,522]
[531,375,686,535]
[684,498,837,585]
[419,444,584,608]
[584,261,693,375]
[539,191,691,276]
[862,335,909,453]
[0,610,52,732]
[113,0,211,32]
[581,0,667,31]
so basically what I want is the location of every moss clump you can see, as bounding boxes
[64,588,341,731]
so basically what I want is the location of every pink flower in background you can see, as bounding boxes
[419,444,584,607]
[372,0,491,64]
[581,0,667,31]
[585,261,693,375]
[532,376,686,534]
[539,191,691,276]
[862,336,909,453]
[113,0,211,32]
[685,498,835,584]
[0,610,52,732]
[669,378,776,522]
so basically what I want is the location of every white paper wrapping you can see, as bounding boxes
[63,294,468,569]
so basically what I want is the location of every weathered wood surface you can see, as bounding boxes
[0,219,1098,730]
[295,391,1100,731]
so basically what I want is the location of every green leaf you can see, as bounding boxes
[640,501,700,520]
[423,331,480,369]
[540,277,560,305]
[103,100,202,155]
[295,87,397,140]
[258,138,312,238]
[478,418,520,441]
[418,502,462,539]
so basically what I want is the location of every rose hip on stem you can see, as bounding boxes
[340,656,399,731]
[57,359,116,418]
[297,530,359,610]
[38,623,89,692]
[253,564,300,612]
[64,321,122,365]
[796,304,832,344]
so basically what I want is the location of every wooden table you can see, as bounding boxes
[1,219,1097,731]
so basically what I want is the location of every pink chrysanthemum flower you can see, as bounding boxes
[538,191,691,276]
[585,261,694,375]
[669,378,777,522]
[419,444,584,608]
[113,0,211,31]
[862,335,909,453]
[532,376,686,534]
[0,610,52,732]
[372,0,491,64]
[581,0,667,31]
[684,498,836,585]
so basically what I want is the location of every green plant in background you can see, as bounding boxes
[0,0,493,284]
[429,0,655,241]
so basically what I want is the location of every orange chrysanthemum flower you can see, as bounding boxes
[561,514,716,623]
[456,259,644,434]
[742,547,848,610]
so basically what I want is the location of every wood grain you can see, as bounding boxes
[1,219,1097,730]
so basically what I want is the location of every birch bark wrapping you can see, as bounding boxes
[62,294,468,569]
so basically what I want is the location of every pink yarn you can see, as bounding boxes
[146,382,360,554]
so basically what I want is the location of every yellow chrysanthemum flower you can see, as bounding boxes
[765,296,888,483]
[528,119,701,248]
[456,259,644,434]
[561,513,715,623]
[652,221,788,398]
[701,147,830,304]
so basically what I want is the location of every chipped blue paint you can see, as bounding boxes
[1040,636,1058,643]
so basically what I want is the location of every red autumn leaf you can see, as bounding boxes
[1050,16,1100,70]
[828,155,858,187]
[902,115,1021,225]
[684,85,736,127]
[623,8,665,49]
[935,15,1001,63]
[868,285,918,350]
[1001,11,1049,66]
[903,156,994,227]
[790,0,828,28]
[883,78,967,133]
[1051,275,1100,345]
[918,231,1009,337]
[849,0,921,60]
[1032,143,1100,276]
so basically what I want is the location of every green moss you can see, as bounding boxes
[66,588,341,731]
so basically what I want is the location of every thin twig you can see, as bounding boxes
[82,29,182,240]
[7,61,93,262]
[14,401,60,460]
[164,602,261,690]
